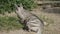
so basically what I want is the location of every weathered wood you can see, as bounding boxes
[37,1,60,4]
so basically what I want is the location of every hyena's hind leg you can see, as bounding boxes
[26,15,44,34]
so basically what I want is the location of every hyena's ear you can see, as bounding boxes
[19,3,24,9]
[14,4,19,11]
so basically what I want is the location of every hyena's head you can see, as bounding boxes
[15,3,24,12]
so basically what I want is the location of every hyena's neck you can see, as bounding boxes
[16,6,31,20]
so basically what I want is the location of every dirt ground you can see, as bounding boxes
[32,7,60,34]
[0,7,60,34]
[0,29,36,34]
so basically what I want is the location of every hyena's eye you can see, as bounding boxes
[17,4,20,7]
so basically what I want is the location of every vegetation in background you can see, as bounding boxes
[0,16,24,31]
[0,0,37,14]
[0,0,37,31]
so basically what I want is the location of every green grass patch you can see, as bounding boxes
[0,16,24,31]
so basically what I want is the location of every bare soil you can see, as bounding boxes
[32,7,60,34]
